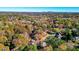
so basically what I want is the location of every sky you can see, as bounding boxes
[0,7,79,12]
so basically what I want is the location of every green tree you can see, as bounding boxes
[45,36,65,50]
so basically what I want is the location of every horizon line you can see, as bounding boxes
[0,7,78,12]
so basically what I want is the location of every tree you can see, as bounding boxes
[45,36,65,50]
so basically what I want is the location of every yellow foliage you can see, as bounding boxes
[43,45,53,51]
[59,43,67,50]
[54,28,61,32]
[0,44,4,48]
[0,35,7,43]
[12,34,30,47]
[0,43,9,51]
[35,32,48,42]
